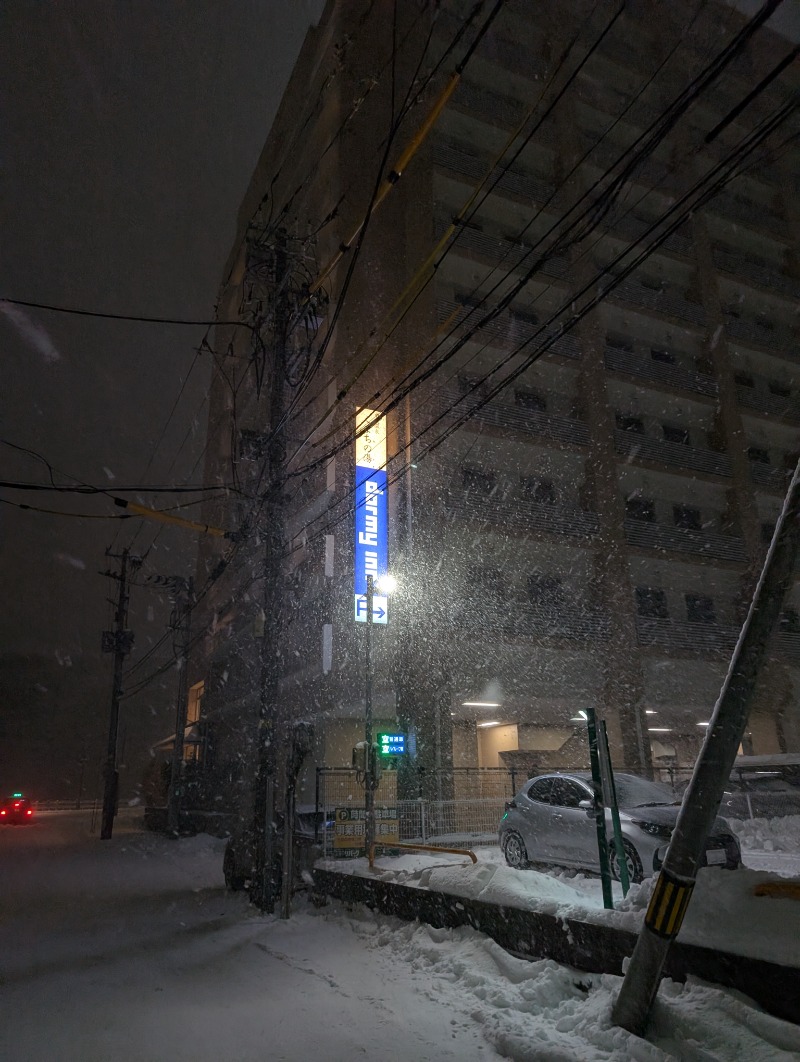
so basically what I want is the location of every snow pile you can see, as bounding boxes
[734,814,800,852]
[323,846,800,966]
[344,904,800,1060]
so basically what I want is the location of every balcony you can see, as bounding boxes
[436,213,570,283]
[736,384,800,424]
[607,275,707,328]
[445,492,599,540]
[624,518,746,563]
[614,429,731,478]
[433,140,556,209]
[437,297,581,361]
[437,387,589,448]
[452,599,610,644]
[713,248,800,301]
[710,193,786,237]
[749,462,790,493]
[636,616,738,654]
[637,618,800,665]
[605,345,718,399]
[611,213,694,261]
[723,314,799,358]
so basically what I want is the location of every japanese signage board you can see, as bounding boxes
[377,732,406,756]
[354,408,389,624]
[333,806,399,849]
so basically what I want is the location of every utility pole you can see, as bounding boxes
[167,577,194,836]
[100,548,135,840]
[612,463,800,1034]
[251,230,289,912]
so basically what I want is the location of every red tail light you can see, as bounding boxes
[26,809,33,816]
[0,810,5,816]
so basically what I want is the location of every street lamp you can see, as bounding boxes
[364,572,396,866]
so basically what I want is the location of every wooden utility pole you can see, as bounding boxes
[251,231,289,912]
[100,548,135,839]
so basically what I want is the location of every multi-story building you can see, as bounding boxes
[189,0,800,811]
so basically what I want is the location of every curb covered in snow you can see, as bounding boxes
[312,866,800,1025]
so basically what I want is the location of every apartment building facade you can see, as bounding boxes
[190,0,800,808]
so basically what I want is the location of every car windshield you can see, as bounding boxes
[614,775,677,808]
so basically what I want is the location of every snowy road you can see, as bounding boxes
[1,811,799,1061]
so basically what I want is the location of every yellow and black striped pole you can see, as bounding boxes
[612,458,800,1035]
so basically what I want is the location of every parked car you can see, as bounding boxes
[721,754,800,820]
[499,771,740,882]
[0,795,34,824]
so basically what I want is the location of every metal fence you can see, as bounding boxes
[316,767,517,858]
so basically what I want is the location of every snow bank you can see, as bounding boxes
[321,846,800,967]
[734,814,800,852]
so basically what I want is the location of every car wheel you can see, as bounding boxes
[609,838,644,884]
[223,842,247,892]
[503,831,529,869]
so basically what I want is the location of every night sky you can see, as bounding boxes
[0,0,324,799]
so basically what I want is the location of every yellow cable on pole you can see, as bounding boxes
[114,498,230,538]
[308,72,463,297]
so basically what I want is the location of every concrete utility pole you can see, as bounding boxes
[251,230,289,912]
[100,548,135,839]
[613,462,800,1034]
[167,577,194,836]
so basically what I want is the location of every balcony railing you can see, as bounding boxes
[637,618,800,665]
[437,297,581,361]
[452,599,610,643]
[724,314,798,356]
[433,140,556,209]
[445,492,599,539]
[624,518,746,563]
[713,248,800,301]
[736,384,800,423]
[436,215,570,282]
[636,616,739,653]
[614,429,731,477]
[437,387,590,448]
[605,345,718,398]
[749,463,790,492]
[607,276,707,328]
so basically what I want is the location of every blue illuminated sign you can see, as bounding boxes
[354,465,388,624]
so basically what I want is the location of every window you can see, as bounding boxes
[510,307,539,327]
[527,778,552,803]
[636,586,669,619]
[528,574,563,604]
[651,347,676,365]
[616,414,645,435]
[521,476,556,505]
[626,496,656,522]
[663,424,690,445]
[514,389,547,413]
[462,467,496,494]
[673,504,702,531]
[761,521,776,544]
[747,446,770,465]
[735,372,754,388]
[769,381,791,398]
[779,609,800,634]
[686,594,716,624]
[640,275,665,292]
[607,334,634,353]
[550,777,590,808]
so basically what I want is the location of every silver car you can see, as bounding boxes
[499,771,741,882]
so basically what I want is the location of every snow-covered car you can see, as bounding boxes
[499,771,740,883]
[0,795,34,824]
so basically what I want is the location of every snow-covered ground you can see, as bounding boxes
[1,810,798,1061]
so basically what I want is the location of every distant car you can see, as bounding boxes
[499,771,740,883]
[0,795,34,824]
